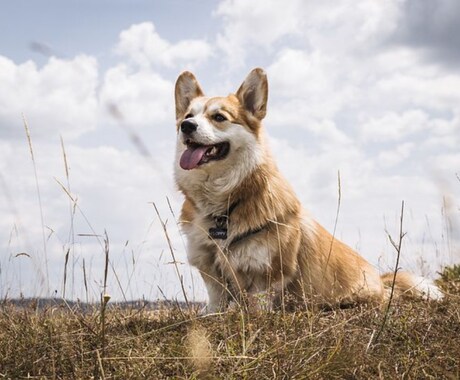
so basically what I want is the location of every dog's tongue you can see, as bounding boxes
[180,145,209,170]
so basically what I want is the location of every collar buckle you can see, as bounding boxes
[214,215,229,228]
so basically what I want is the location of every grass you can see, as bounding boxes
[0,270,459,379]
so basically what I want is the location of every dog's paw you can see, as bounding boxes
[198,304,220,315]
[247,291,275,312]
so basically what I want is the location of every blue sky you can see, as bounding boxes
[0,0,459,302]
[1,1,217,65]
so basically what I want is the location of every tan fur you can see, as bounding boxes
[174,68,443,312]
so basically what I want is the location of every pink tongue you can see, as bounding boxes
[180,146,209,170]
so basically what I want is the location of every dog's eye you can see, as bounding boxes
[213,113,227,122]
[185,113,193,119]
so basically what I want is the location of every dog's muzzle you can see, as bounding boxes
[181,119,198,135]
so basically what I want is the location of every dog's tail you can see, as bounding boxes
[381,271,444,300]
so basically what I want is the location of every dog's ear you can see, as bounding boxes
[175,71,204,121]
[236,68,268,120]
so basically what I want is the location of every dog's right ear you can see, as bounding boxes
[175,71,204,121]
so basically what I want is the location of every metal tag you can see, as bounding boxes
[209,227,228,240]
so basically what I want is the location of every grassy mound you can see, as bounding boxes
[0,270,459,379]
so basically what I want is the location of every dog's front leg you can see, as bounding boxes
[199,270,230,314]
[227,273,279,312]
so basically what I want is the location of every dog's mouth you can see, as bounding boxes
[180,139,230,170]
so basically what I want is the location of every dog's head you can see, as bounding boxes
[174,68,268,176]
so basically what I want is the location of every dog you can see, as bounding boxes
[173,68,443,312]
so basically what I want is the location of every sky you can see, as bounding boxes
[0,0,459,302]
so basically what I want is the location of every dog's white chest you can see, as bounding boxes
[222,239,271,274]
[186,216,271,275]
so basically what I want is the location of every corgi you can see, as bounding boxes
[173,68,443,312]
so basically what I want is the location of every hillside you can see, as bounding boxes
[0,269,459,379]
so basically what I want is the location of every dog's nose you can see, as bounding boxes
[181,119,198,135]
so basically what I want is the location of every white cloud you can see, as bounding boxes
[215,0,401,68]
[0,138,191,300]
[359,109,460,155]
[0,55,99,140]
[298,1,401,57]
[99,64,174,128]
[360,110,429,142]
[267,49,356,123]
[430,153,460,174]
[374,70,460,112]
[115,22,212,69]
[378,142,415,168]
[0,21,201,300]
[215,0,304,67]
[268,49,340,98]
[0,28,179,139]
[268,135,452,277]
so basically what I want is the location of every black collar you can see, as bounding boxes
[229,225,266,246]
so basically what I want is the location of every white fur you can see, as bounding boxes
[411,275,444,300]
[224,238,271,273]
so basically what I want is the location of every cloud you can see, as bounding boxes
[0,55,99,140]
[266,48,356,124]
[0,138,189,300]
[373,69,460,112]
[377,142,415,168]
[430,153,460,174]
[115,22,212,69]
[358,109,460,161]
[99,63,174,129]
[215,0,305,67]
[392,0,460,67]
[215,0,401,68]
[0,24,182,142]
[268,135,450,277]
[360,110,430,142]
[0,19,192,299]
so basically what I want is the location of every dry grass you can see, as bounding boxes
[0,271,459,379]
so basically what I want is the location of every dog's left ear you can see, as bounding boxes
[175,71,205,121]
[236,68,268,120]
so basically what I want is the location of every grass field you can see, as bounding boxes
[0,266,459,379]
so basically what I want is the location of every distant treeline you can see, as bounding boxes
[1,297,204,311]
